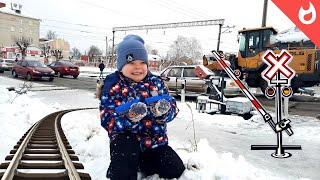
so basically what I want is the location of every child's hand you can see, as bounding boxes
[127,102,147,122]
[151,99,171,117]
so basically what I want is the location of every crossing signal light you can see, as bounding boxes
[265,86,276,99]
[282,86,293,98]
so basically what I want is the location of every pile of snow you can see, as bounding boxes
[271,27,309,43]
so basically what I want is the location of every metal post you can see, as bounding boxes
[283,97,289,118]
[220,73,226,114]
[105,36,108,66]
[181,79,186,103]
[111,31,115,68]
[217,24,222,51]
[271,72,291,158]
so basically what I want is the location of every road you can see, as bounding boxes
[1,70,319,118]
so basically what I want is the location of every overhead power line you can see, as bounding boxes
[110,19,225,66]
[42,18,112,30]
[113,19,225,31]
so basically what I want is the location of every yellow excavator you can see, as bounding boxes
[204,26,320,93]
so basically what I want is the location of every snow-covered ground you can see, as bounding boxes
[79,66,115,78]
[0,76,319,180]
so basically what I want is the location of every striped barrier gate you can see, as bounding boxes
[210,51,293,135]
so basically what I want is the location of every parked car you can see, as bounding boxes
[0,58,15,73]
[12,60,55,81]
[48,60,80,78]
[159,65,242,97]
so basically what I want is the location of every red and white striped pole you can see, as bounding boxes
[211,51,293,135]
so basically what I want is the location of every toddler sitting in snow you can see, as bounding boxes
[99,34,185,180]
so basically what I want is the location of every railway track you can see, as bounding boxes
[0,108,95,180]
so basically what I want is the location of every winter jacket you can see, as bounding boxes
[99,71,178,150]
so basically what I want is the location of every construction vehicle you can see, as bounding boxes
[204,26,320,93]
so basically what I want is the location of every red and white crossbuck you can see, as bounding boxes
[261,50,296,86]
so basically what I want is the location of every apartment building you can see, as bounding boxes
[40,38,71,61]
[0,2,40,48]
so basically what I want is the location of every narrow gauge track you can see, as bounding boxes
[0,108,95,180]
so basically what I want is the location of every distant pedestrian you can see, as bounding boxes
[98,62,105,79]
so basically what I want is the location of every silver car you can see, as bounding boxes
[160,65,242,97]
[0,59,15,73]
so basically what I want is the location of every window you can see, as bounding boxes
[247,31,261,57]
[27,61,46,67]
[5,60,14,63]
[21,61,27,66]
[248,32,260,50]
[19,28,22,33]
[238,34,246,56]
[183,68,196,77]
[262,30,272,48]
[11,26,15,32]
[167,68,182,77]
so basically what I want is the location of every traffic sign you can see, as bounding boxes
[261,50,296,86]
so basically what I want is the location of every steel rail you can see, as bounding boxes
[54,108,96,180]
[1,113,55,180]
[1,108,97,180]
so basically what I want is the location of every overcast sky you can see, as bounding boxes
[4,0,295,56]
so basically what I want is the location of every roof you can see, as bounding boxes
[165,65,197,68]
[238,26,277,34]
[0,3,40,21]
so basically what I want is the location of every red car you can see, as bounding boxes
[48,60,80,78]
[12,60,55,81]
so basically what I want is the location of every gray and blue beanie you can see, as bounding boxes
[116,35,148,71]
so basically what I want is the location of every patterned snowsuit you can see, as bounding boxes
[99,71,185,179]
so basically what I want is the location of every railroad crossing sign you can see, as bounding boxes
[261,50,296,86]
[211,50,301,158]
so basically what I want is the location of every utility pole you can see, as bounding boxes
[111,31,115,68]
[105,36,108,65]
[217,24,222,51]
[262,0,268,27]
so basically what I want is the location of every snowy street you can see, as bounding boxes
[1,76,320,180]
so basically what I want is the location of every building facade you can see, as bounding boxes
[39,38,71,63]
[0,2,40,48]
[46,38,70,59]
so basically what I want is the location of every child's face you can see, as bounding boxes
[121,60,148,82]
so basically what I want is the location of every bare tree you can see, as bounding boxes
[167,36,202,65]
[88,45,102,62]
[40,43,50,59]
[15,37,32,59]
[71,47,82,59]
[51,49,63,60]
[46,30,57,40]
[145,44,159,55]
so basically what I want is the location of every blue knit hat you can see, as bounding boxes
[116,35,148,71]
